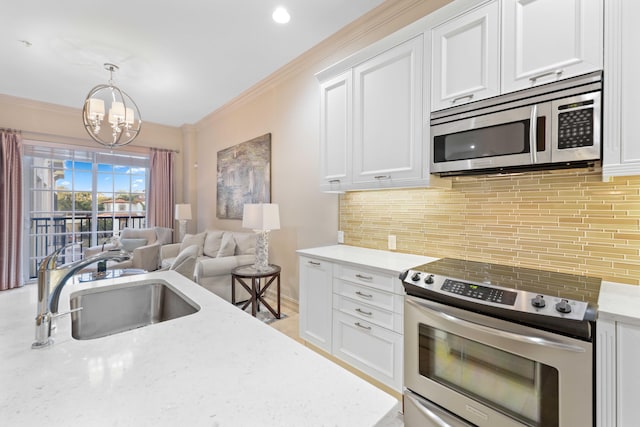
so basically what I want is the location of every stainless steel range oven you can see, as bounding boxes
[400,259,600,427]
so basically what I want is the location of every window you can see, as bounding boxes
[22,143,149,279]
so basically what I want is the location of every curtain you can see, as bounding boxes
[147,148,175,230]
[0,130,23,291]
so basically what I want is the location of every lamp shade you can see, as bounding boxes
[175,204,192,221]
[242,203,280,231]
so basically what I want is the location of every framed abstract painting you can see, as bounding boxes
[216,133,271,219]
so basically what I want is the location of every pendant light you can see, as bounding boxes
[82,63,142,148]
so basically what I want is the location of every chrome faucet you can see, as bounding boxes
[32,244,130,349]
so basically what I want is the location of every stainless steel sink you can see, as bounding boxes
[70,280,200,340]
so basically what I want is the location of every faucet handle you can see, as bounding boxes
[51,306,83,320]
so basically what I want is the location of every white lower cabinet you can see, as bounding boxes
[597,317,640,427]
[298,254,405,392]
[332,310,403,391]
[298,256,333,353]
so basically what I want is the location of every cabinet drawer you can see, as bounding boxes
[334,279,403,314]
[334,264,400,293]
[333,294,402,333]
[332,310,403,392]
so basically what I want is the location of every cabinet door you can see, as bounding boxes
[319,71,352,191]
[603,0,640,179]
[332,310,403,391]
[353,35,423,186]
[431,0,500,111]
[618,322,640,426]
[298,257,333,352]
[502,0,603,93]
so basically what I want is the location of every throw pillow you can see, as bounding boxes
[155,227,173,245]
[216,232,236,257]
[120,238,148,253]
[203,230,225,257]
[180,232,206,256]
[233,232,257,255]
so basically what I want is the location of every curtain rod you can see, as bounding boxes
[19,130,180,154]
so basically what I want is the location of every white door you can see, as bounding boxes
[319,71,352,191]
[502,0,603,93]
[353,35,423,186]
[431,0,500,111]
[298,257,333,352]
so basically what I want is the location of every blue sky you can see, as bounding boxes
[56,161,147,194]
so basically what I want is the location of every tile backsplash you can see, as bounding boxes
[339,168,640,285]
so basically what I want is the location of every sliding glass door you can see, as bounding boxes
[22,143,149,279]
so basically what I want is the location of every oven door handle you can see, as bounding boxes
[407,298,586,353]
[405,392,452,427]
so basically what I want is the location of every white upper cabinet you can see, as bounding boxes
[602,0,640,179]
[502,0,603,93]
[430,0,603,112]
[353,36,424,187]
[319,72,352,192]
[431,1,500,110]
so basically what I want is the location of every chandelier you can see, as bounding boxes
[82,63,142,148]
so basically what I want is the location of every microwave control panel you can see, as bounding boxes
[557,100,594,149]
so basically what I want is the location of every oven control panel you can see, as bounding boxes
[441,279,517,305]
[402,270,590,321]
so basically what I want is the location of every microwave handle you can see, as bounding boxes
[407,298,586,353]
[529,104,538,164]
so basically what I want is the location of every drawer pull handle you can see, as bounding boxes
[374,175,391,180]
[308,261,321,266]
[355,274,373,281]
[529,69,563,83]
[355,308,372,316]
[355,291,373,299]
[355,322,372,331]
[328,179,341,183]
[451,93,474,104]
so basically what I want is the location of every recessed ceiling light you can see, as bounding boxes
[272,7,290,24]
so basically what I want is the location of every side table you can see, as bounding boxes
[231,264,281,319]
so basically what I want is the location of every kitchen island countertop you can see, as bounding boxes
[0,271,397,426]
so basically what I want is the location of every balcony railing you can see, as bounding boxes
[29,214,146,278]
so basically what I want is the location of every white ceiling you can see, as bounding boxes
[1,0,385,127]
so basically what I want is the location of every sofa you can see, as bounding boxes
[160,229,257,303]
[84,226,173,272]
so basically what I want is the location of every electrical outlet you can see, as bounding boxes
[337,230,345,244]
[388,235,396,250]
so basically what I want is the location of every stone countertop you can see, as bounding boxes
[598,280,640,326]
[297,245,437,274]
[0,271,397,426]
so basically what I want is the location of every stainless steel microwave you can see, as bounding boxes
[430,71,602,176]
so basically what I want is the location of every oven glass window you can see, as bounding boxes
[419,324,559,426]
[433,120,529,162]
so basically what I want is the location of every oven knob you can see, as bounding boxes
[411,272,421,281]
[555,299,572,314]
[424,274,434,284]
[531,295,546,308]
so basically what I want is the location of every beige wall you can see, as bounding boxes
[192,0,450,302]
[341,169,640,285]
[0,94,186,205]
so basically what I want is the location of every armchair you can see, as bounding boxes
[84,227,172,272]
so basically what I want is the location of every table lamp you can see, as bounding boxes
[242,203,280,271]
[175,203,192,242]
